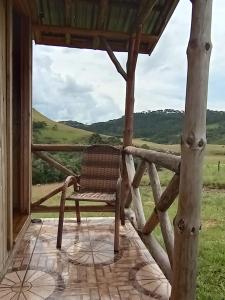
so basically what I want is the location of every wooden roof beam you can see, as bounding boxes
[32,24,159,44]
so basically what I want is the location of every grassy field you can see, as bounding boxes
[33,109,92,144]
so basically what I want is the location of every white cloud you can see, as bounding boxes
[33,0,225,123]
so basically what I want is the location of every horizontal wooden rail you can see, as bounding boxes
[124,146,181,173]
[32,144,88,152]
[31,205,115,213]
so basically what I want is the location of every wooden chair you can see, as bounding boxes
[56,144,122,252]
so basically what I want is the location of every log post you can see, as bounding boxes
[125,154,146,229]
[147,163,174,266]
[125,159,146,208]
[171,1,213,299]
[121,28,142,222]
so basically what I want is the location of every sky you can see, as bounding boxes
[33,0,225,124]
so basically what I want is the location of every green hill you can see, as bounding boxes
[60,109,225,144]
[32,109,92,144]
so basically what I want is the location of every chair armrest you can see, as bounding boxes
[62,175,80,197]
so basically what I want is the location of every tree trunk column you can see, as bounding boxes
[171,1,213,299]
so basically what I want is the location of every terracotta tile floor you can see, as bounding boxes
[0,218,170,300]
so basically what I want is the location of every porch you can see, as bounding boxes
[0,218,170,300]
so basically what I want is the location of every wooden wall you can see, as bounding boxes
[0,0,32,277]
[0,0,12,275]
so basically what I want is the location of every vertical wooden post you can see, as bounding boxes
[121,29,141,224]
[171,1,213,299]
[20,15,32,214]
[6,0,13,250]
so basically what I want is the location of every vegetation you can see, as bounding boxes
[33,108,92,144]
[61,109,225,144]
[32,110,122,184]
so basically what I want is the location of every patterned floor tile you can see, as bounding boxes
[0,218,170,300]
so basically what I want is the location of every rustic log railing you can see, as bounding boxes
[31,144,88,212]
[123,146,181,281]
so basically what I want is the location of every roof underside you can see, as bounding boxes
[16,0,179,54]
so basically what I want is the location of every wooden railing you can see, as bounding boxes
[123,146,181,282]
[31,144,88,212]
[32,143,180,282]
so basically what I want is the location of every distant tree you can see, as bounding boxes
[33,121,47,132]
[104,136,122,145]
[88,133,103,145]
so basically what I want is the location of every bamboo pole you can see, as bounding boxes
[33,151,76,177]
[171,1,213,299]
[147,163,174,266]
[124,146,180,173]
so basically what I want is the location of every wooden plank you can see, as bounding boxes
[34,151,77,177]
[32,144,88,152]
[147,163,174,266]
[20,14,32,215]
[124,146,180,173]
[0,0,9,274]
[171,1,213,299]
[37,35,155,54]
[6,0,13,251]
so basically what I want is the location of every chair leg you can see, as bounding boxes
[75,201,81,223]
[57,191,66,249]
[114,196,121,253]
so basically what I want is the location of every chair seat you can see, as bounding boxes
[67,192,116,204]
